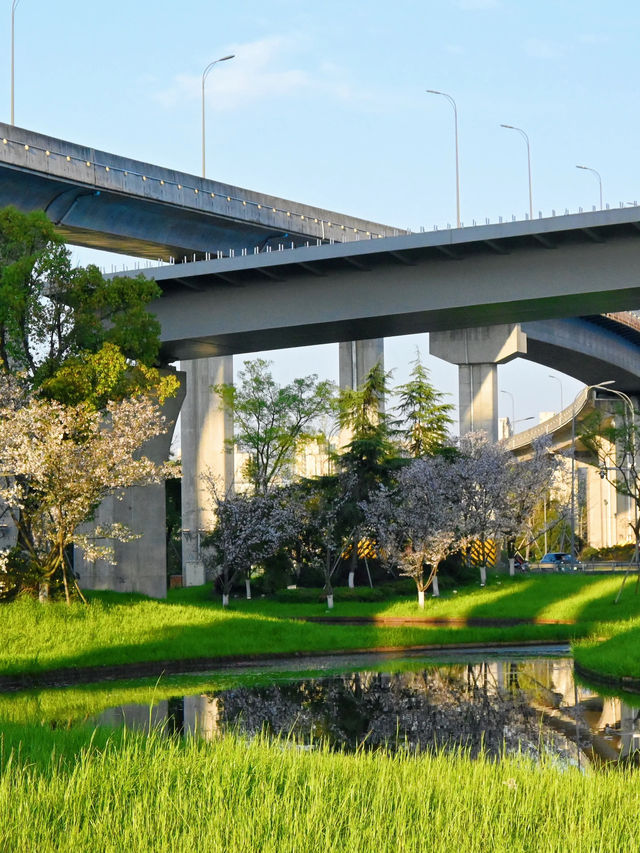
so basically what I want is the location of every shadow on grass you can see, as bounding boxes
[464,573,640,626]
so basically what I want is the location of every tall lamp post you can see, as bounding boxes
[11,0,22,125]
[576,165,603,210]
[426,90,461,228]
[500,388,516,435]
[548,374,564,412]
[597,386,638,566]
[201,54,235,178]
[500,123,533,220]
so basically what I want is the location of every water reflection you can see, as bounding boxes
[97,657,640,766]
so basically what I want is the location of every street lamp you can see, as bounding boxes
[500,390,532,436]
[500,123,533,220]
[576,165,603,210]
[201,54,235,178]
[426,90,460,228]
[501,389,515,430]
[548,374,564,412]
[596,386,638,568]
[11,0,22,125]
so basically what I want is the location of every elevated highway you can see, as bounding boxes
[4,124,640,589]
[121,207,640,361]
[0,123,398,258]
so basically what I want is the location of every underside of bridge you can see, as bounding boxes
[4,124,640,591]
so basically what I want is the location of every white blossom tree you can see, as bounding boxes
[365,456,458,607]
[294,474,357,609]
[503,438,561,573]
[451,432,513,585]
[0,383,172,603]
[201,475,299,605]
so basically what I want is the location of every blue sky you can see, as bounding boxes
[5,0,638,427]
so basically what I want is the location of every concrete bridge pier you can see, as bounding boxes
[338,338,384,588]
[180,356,235,587]
[338,338,384,391]
[74,369,186,599]
[430,325,528,442]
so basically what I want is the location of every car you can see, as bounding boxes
[539,552,582,571]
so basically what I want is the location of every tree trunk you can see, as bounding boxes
[38,582,49,603]
[349,539,357,588]
[479,566,487,585]
[222,593,230,607]
[245,578,252,600]
[326,593,334,609]
[508,558,515,577]
[431,576,440,598]
[418,588,425,608]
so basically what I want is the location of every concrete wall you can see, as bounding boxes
[74,371,186,599]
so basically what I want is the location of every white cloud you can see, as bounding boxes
[152,35,360,112]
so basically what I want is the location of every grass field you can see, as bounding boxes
[2,573,640,683]
[0,723,638,852]
[3,576,640,851]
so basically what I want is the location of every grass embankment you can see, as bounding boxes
[0,724,638,852]
[2,574,640,682]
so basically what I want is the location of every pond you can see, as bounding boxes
[90,645,640,768]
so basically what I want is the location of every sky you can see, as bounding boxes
[4,0,639,430]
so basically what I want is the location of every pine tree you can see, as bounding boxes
[395,351,454,457]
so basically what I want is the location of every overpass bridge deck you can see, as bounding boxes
[0,123,399,259]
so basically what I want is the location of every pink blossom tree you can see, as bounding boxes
[451,433,513,585]
[0,382,173,603]
[201,476,299,605]
[364,456,458,607]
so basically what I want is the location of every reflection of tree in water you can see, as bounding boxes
[201,665,566,759]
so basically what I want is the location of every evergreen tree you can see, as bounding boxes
[395,351,454,457]
[336,363,401,585]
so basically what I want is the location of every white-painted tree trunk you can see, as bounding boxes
[479,566,487,585]
[348,571,355,588]
[432,576,440,597]
[508,558,515,577]
[327,593,334,609]
[418,588,425,608]
[245,578,252,599]
[222,593,230,607]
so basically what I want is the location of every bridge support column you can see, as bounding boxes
[338,338,384,588]
[74,369,186,599]
[181,356,234,586]
[338,338,384,391]
[430,325,527,442]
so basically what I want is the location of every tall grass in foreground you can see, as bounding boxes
[0,726,639,852]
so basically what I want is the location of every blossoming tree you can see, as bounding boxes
[365,456,459,606]
[0,383,172,603]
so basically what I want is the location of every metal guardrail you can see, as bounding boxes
[528,561,639,573]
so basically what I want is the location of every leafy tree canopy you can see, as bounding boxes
[214,358,335,495]
[0,206,170,405]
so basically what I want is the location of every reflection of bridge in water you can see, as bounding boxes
[95,655,640,764]
[3,123,640,594]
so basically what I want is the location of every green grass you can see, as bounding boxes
[2,574,640,683]
[0,723,639,852]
